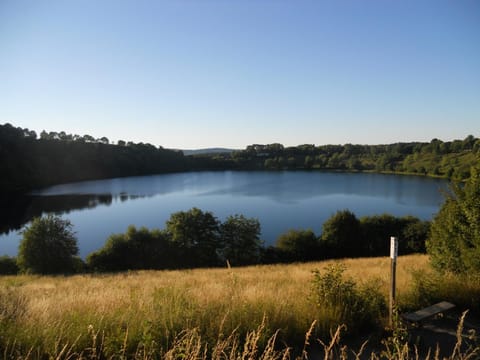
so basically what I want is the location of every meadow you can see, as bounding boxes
[1,255,479,359]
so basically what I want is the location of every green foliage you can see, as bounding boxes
[0,256,19,275]
[232,136,479,178]
[311,264,386,334]
[0,123,186,192]
[87,211,264,270]
[166,208,221,267]
[17,215,79,274]
[320,210,361,257]
[86,226,174,272]
[275,229,321,262]
[401,216,430,253]
[359,214,429,256]
[381,307,409,358]
[427,166,480,273]
[2,123,479,194]
[406,269,480,315]
[220,214,262,266]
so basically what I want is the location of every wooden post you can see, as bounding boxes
[389,236,398,328]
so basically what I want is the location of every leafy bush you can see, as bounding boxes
[0,256,19,275]
[86,226,174,272]
[406,269,480,315]
[311,263,386,334]
[275,229,321,262]
[360,214,430,256]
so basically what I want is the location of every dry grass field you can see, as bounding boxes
[1,254,478,359]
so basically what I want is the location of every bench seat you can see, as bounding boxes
[402,301,455,323]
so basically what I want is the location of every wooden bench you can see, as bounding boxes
[402,301,455,325]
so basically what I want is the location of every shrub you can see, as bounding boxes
[360,214,429,256]
[86,226,174,272]
[276,229,321,262]
[311,263,386,335]
[406,269,480,315]
[0,255,19,275]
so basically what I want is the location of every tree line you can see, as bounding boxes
[1,208,429,275]
[226,138,480,180]
[0,123,187,192]
[1,122,478,193]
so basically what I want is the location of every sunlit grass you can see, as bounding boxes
[3,254,477,359]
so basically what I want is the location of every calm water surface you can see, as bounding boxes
[1,171,448,258]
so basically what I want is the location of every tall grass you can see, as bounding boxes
[1,255,478,359]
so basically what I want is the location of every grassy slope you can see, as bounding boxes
[1,256,429,352]
[3,254,480,359]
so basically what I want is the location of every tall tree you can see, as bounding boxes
[166,208,220,267]
[220,215,262,266]
[320,210,361,258]
[427,166,480,273]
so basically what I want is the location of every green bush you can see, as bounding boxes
[0,256,19,275]
[86,226,174,272]
[406,269,480,315]
[311,263,386,335]
[275,229,321,262]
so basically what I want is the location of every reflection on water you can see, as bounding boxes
[0,193,145,235]
[0,171,448,258]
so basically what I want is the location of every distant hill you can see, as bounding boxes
[182,148,236,156]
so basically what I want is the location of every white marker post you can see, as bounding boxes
[389,236,398,327]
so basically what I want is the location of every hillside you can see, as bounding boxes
[1,122,478,193]
[2,254,479,359]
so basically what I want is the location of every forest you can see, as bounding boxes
[1,122,479,193]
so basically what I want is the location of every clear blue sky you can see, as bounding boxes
[1,0,479,149]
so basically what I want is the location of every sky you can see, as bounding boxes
[0,0,479,149]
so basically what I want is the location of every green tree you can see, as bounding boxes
[166,208,220,267]
[427,166,480,273]
[360,214,429,256]
[220,215,262,266]
[17,215,79,274]
[304,155,314,169]
[321,210,361,258]
[276,229,320,261]
[360,214,402,256]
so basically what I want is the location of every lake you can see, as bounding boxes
[0,171,448,258]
